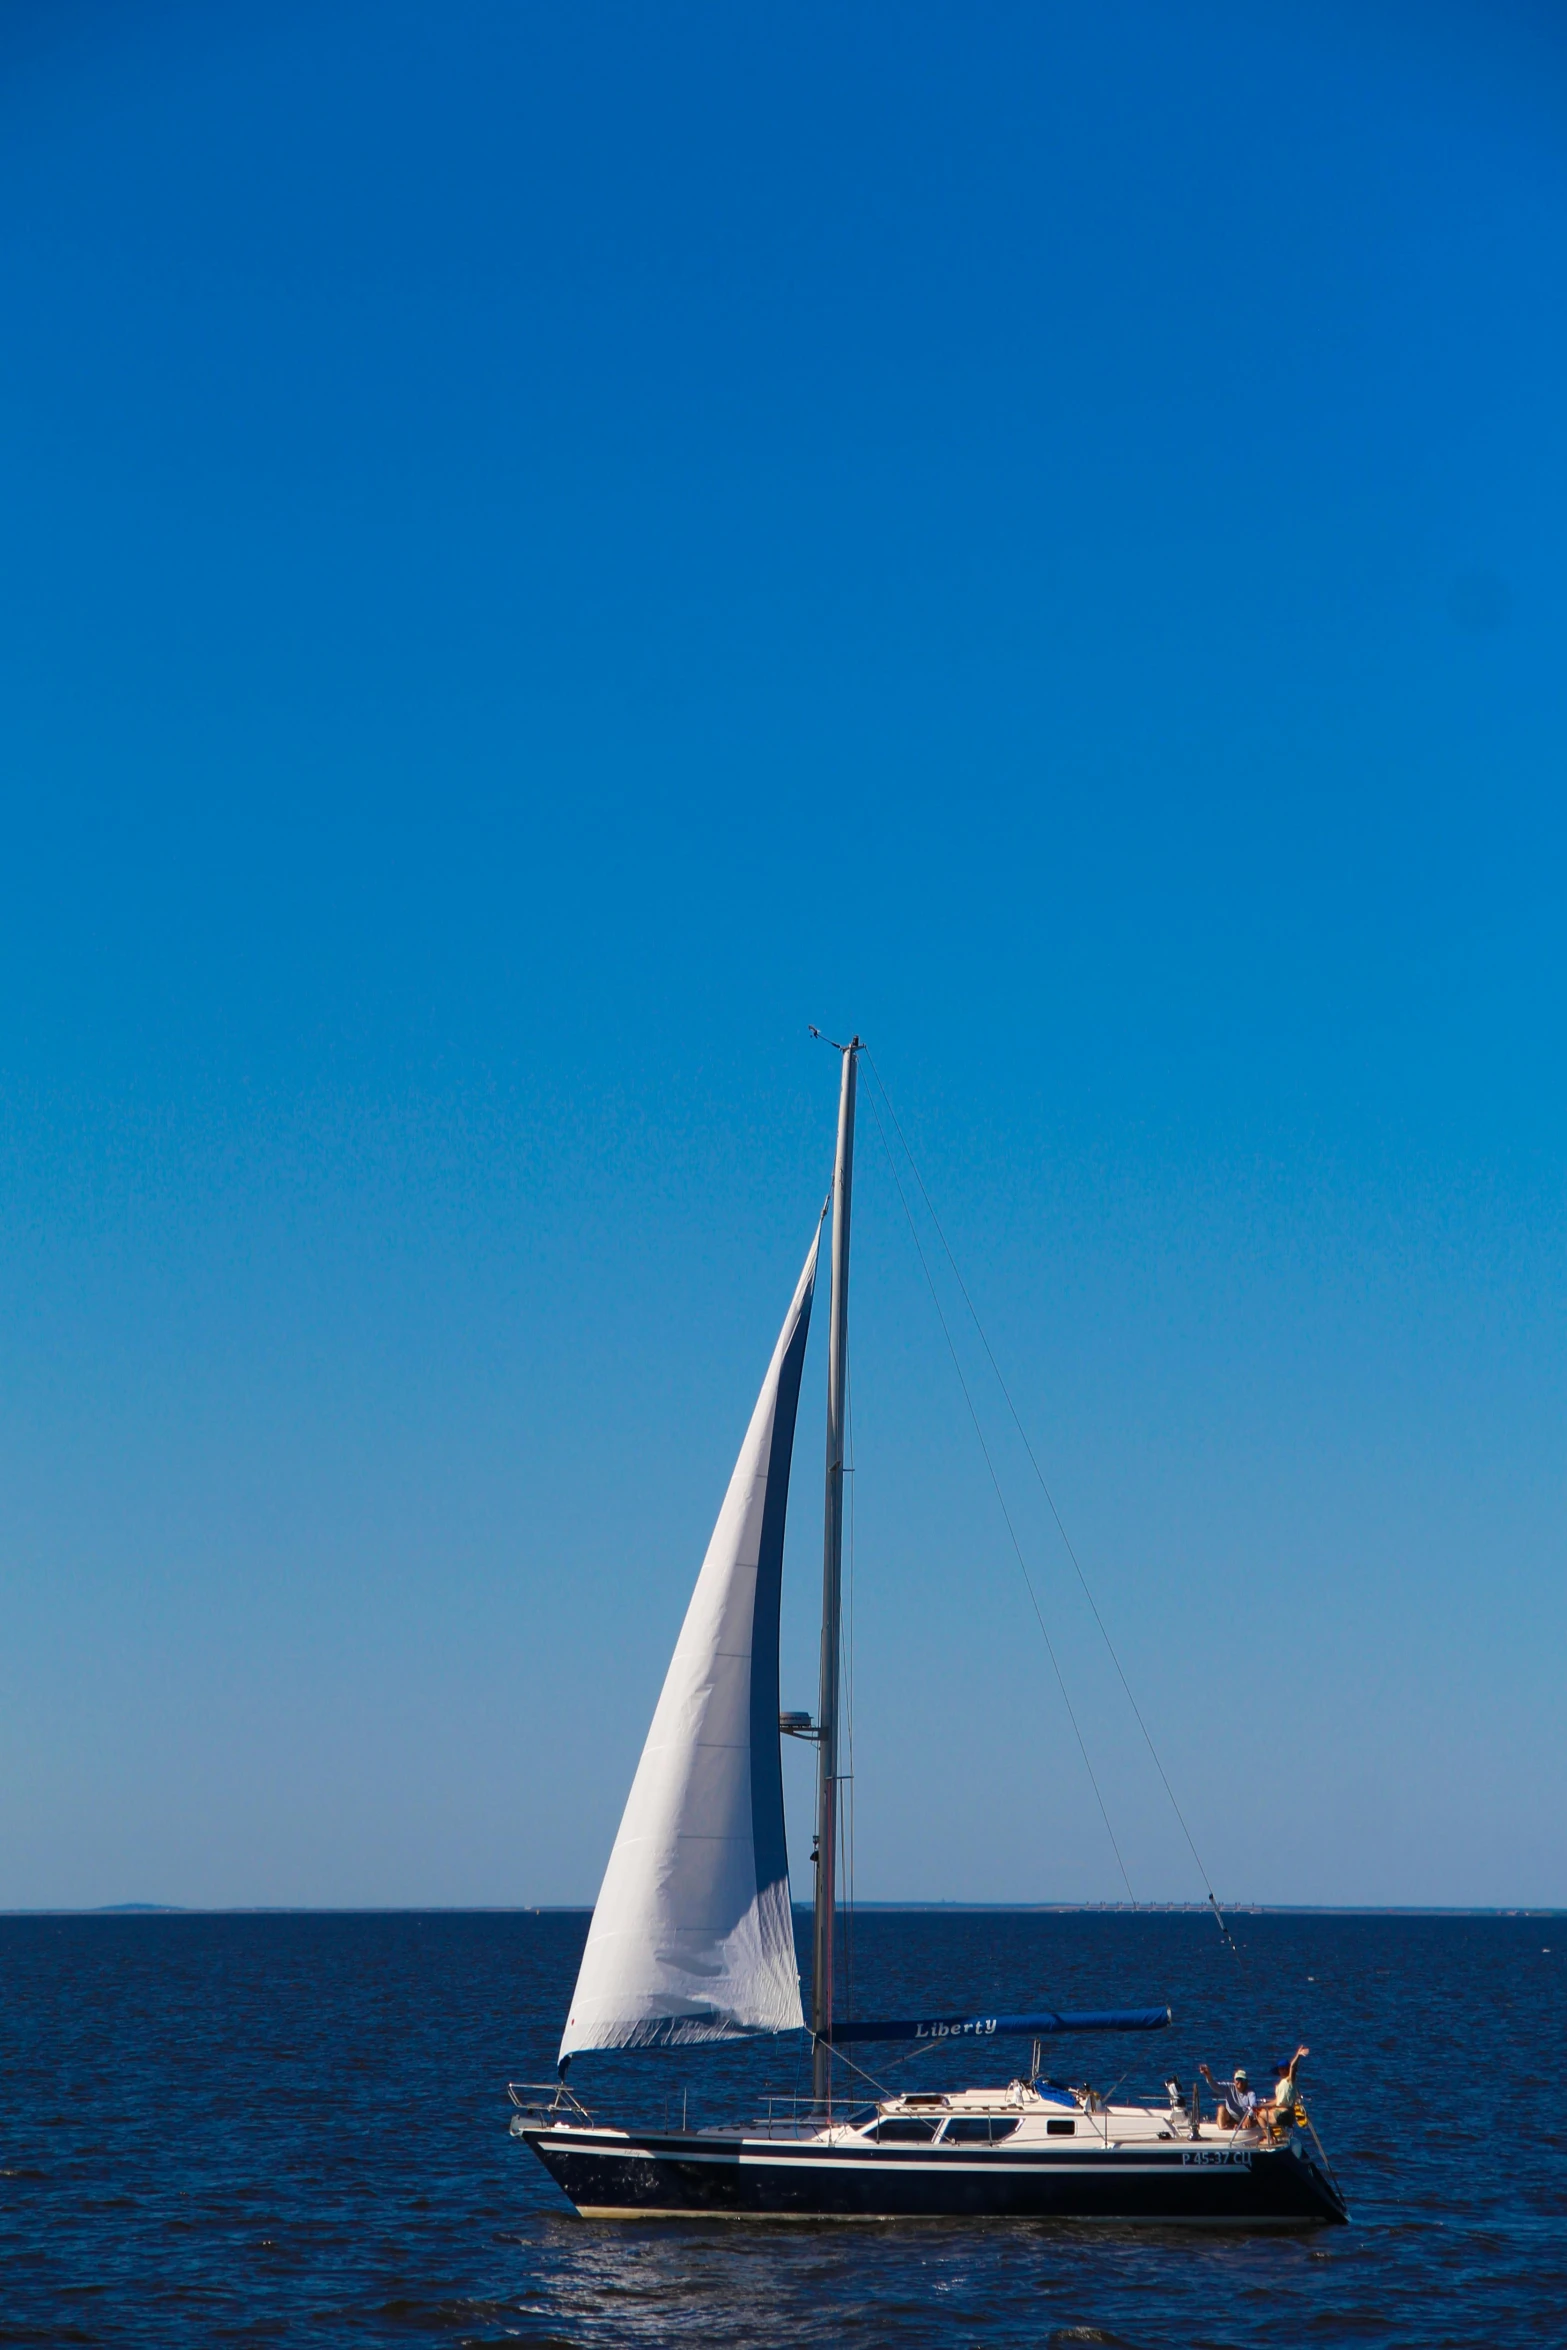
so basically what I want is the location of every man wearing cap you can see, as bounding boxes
[1198,2060,1260,2130]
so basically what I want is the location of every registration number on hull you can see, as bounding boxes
[1181,2147,1252,2169]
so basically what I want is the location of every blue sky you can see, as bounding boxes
[2,0,1565,1909]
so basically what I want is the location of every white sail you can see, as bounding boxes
[559,1232,820,2058]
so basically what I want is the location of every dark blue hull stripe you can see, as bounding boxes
[522,2128,1348,2225]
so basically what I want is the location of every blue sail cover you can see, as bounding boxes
[825,2006,1170,2045]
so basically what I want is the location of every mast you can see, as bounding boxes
[812,1036,859,2108]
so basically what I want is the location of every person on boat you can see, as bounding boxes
[1198,2061,1259,2130]
[1266,2045,1309,2126]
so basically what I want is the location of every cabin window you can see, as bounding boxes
[872,2117,938,2143]
[1046,2117,1075,2136]
[940,2116,1020,2145]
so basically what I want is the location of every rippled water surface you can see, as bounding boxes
[2,1910,1561,2346]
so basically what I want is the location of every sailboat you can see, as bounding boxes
[512,1042,1346,2224]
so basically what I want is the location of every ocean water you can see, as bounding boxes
[1,1909,1561,2347]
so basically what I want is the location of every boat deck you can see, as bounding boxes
[527,2082,1289,2152]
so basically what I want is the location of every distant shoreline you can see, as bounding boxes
[2,1902,1562,1919]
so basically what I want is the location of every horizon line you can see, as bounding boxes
[3,1901,1562,1919]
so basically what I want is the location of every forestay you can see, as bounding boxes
[559,1232,820,2059]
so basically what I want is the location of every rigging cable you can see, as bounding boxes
[863,1083,1139,1909]
[866,1052,1238,1960]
